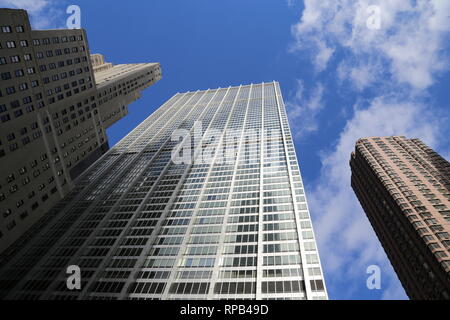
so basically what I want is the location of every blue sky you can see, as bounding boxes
[4,0,450,300]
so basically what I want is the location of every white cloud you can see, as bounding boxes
[0,0,48,12]
[288,1,450,299]
[291,0,450,89]
[337,58,384,91]
[0,0,66,29]
[428,0,450,32]
[286,80,325,138]
[314,40,335,73]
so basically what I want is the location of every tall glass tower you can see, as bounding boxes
[0,82,327,300]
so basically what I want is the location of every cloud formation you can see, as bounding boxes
[287,80,325,139]
[288,0,450,299]
[0,0,66,29]
[291,0,450,89]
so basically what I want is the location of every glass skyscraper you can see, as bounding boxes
[0,82,327,300]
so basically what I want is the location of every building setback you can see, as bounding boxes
[350,136,450,299]
[0,82,327,300]
[0,9,161,254]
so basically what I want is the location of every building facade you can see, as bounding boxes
[0,9,161,254]
[0,82,327,300]
[350,136,450,299]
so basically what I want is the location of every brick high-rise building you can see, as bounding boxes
[350,136,450,299]
[0,9,162,254]
[0,82,327,300]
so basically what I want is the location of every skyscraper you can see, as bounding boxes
[350,136,450,299]
[0,9,162,254]
[0,82,327,300]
